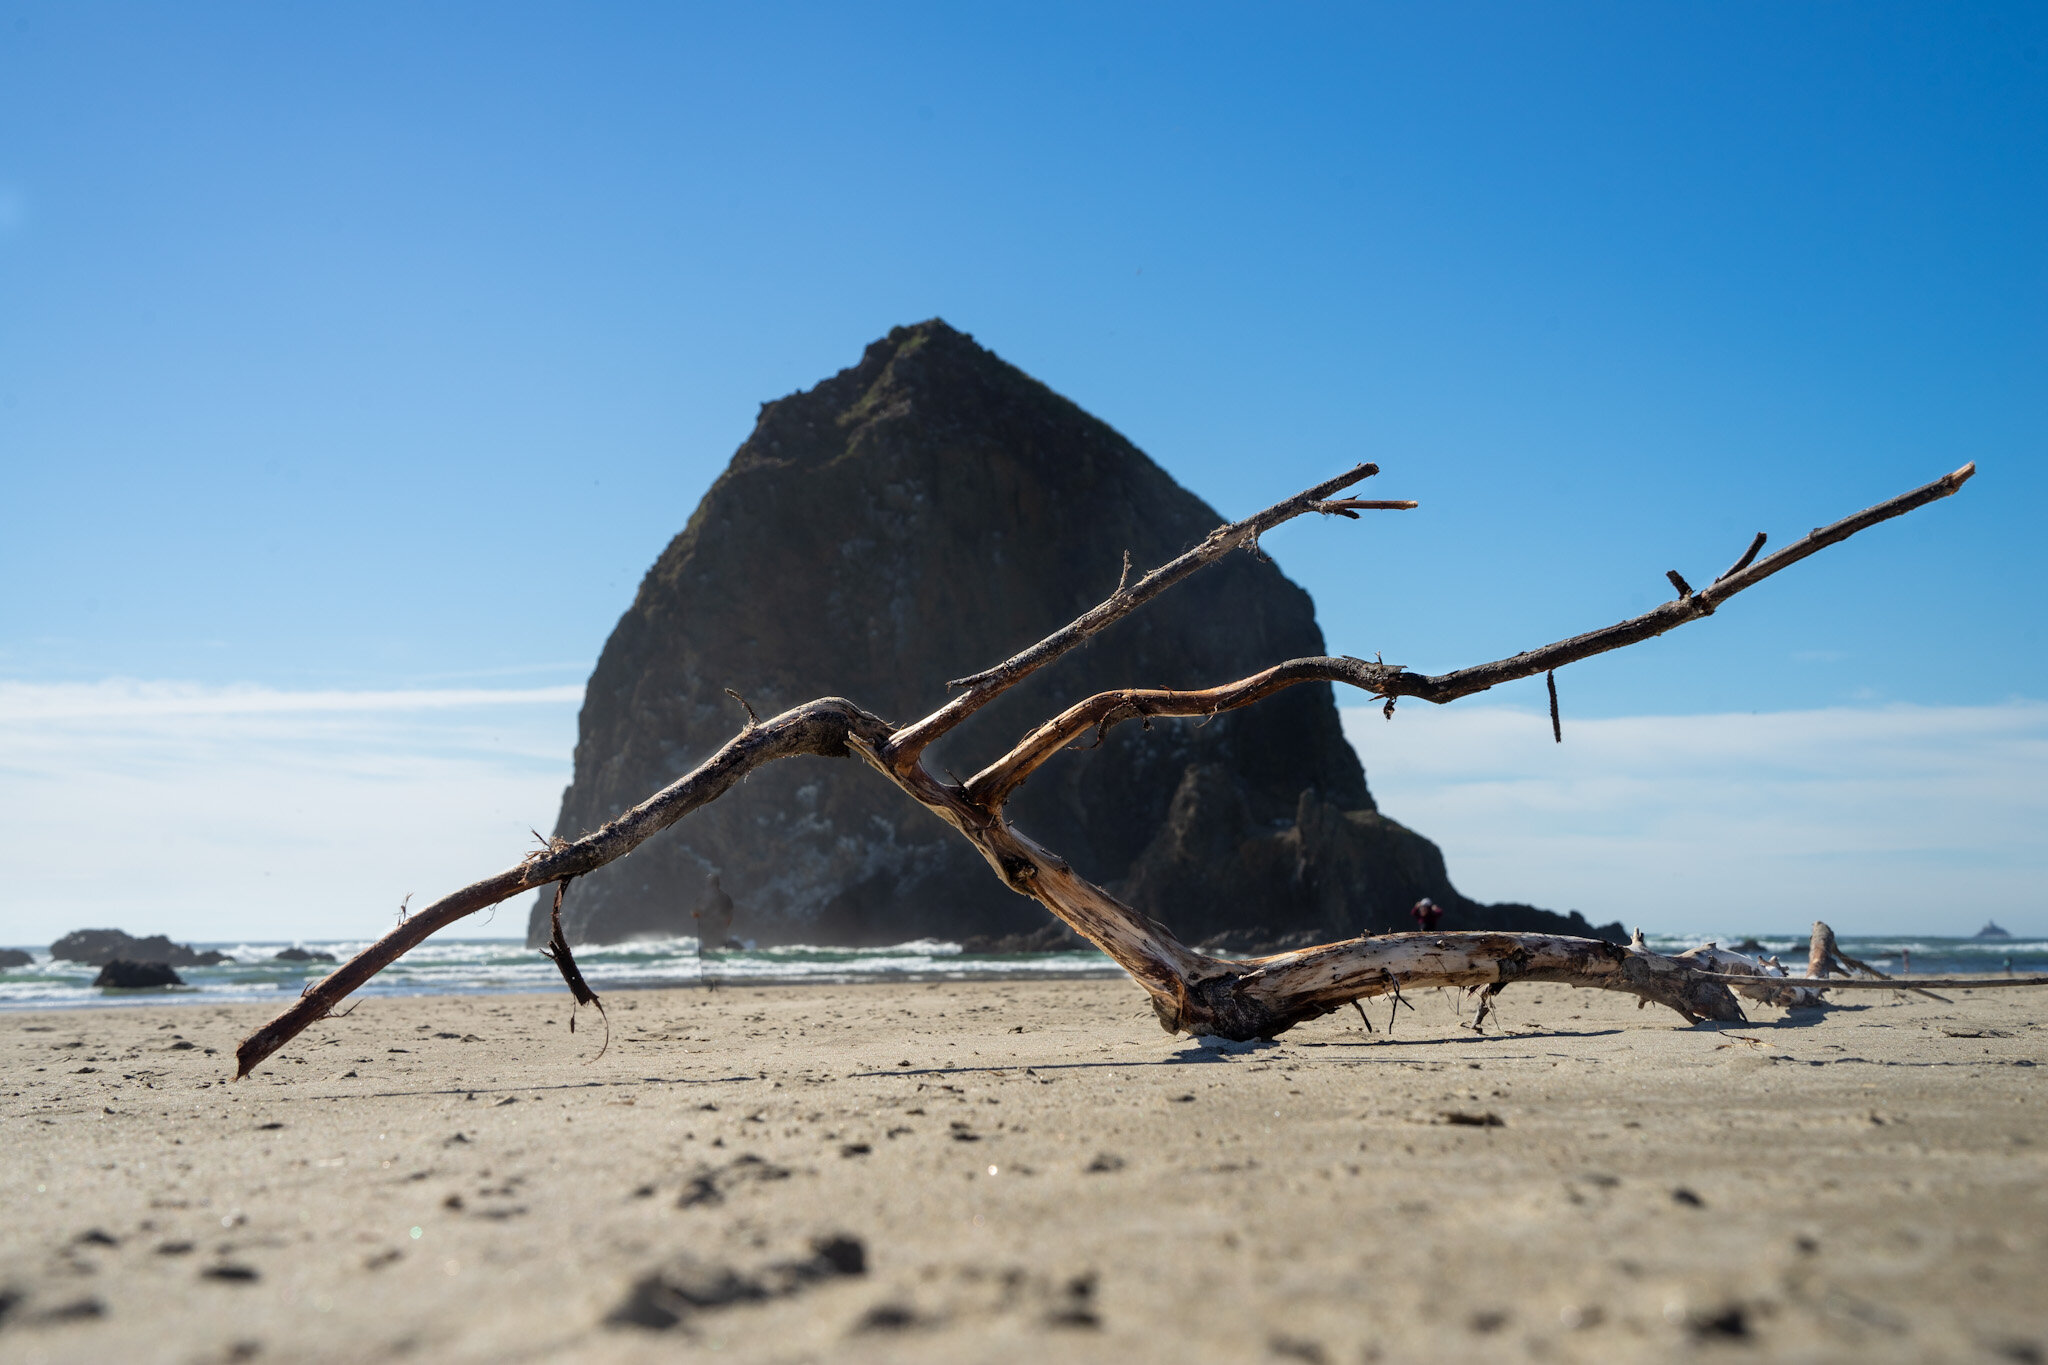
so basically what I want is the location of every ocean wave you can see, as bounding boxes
[1,932,2036,1011]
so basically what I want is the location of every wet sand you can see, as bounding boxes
[3,977,2044,1363]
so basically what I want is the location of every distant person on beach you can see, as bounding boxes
[1411,898,1444,932]
[693,873,736,959]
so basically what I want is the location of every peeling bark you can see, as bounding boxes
[236,461,2012,1078]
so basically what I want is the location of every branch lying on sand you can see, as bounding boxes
[234,700,890,1076]
[236,460,2003,1078]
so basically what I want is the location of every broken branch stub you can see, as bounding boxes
[234,461,1997,1077]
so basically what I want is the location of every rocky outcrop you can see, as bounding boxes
[534,320,1621,950]
[273,947,337,964]
[0,948,33,970]
[93,959,184,989]
[50,929,231,968]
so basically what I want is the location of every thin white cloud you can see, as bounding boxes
[3,680,2039,948]
[1343,701,2048,938]
[0,678,582,721]
[0,681,582,945]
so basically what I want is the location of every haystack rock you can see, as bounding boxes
[531,321,1621,950]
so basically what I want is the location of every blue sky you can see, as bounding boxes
[1,4,2042,941]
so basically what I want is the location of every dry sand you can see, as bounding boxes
[2,976,2044,1364]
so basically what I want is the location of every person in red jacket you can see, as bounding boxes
[1410,897,1444,932]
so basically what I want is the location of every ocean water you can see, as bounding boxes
[0,933,2039,1012]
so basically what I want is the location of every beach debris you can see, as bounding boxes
[538,878,608,1058]
[854,1301,926,1332]
[676,1153,792,1208]
[848,1264,1098,1336]
[606,1234,865,1330]
[1270,1333,1331,1362]
[1669,940,1823,1009]
[32,1296,107,1324]
[1680,922,2048,997]
[233,459,2042,1080]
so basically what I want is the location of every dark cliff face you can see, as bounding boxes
[533,321,1618,948]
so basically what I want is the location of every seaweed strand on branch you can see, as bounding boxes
[540,878,608,1054]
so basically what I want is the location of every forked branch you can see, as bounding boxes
[966,464,1975,804]
[235,459,2000,1077]
[883,461,1408,774]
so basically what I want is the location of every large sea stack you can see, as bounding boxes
[531,321,1619,950]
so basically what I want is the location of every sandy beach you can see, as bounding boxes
[3,976,2043,1364]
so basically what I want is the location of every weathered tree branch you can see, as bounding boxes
[1690,971,2048,992]
[1806,918,1951,1002]
[234,698,891,1077]
[235,460,2005,1078]
[963,463,1975,805]
[882,462,1404,776]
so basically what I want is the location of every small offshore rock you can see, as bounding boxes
[93,959,184,989]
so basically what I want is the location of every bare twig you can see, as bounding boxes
[1716,532,1768,583]
[724,689,761,727]
[1546,670,1562,744]
[1308,498,1421,518]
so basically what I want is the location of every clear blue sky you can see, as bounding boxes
[4,2,2040,711]
[1,4,2043,942]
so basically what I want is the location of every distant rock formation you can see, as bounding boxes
[50,929,231,968]
[273,946,337,964]
[0,947,32,970]
[1975,921,2012,940]
[93,959,184,989]
[533,321,1623,950]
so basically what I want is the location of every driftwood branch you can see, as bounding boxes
[960,464,1976,804]
[1691,971,2048,992]
[1807,919,1951,1002]
[235,460,2006,1077]
[888,462,1403,774]
[234,699,890,1077]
